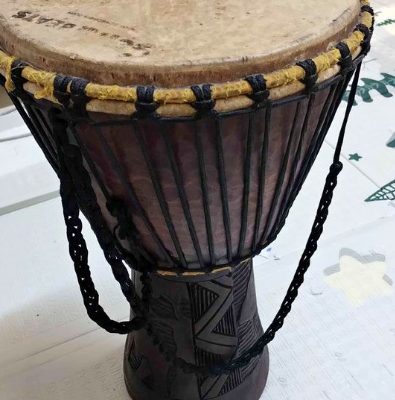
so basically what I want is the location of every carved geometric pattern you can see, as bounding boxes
[238,317,257,354]
[218,369,243,396]
[190,279,238,355]
[150,295,178,320]
[239,313,263,380]
[195,348,223,367]
[190,284,219,323]
[232,262,252,320]
[128,338,142,371]
[200,374,229,399]
[212,307,236,336]
[189,275,239,399]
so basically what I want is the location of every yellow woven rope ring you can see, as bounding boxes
[156,266,232,277]
[155,258,252,277]
[22,66,59,103]
[0,55,16,92]
[0,0,373,105]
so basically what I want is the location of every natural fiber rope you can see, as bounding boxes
[0,1,372,110]
[0,55,15,92]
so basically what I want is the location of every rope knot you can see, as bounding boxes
[191,84,216,114]
[244,74,269,106]
[135,86,158,115]
[296,59,318,90]
[53,76,89,117]
[8,60,34,104]
[361,5,374,16]
[330,162,343,175]
[354,23,372,54]
[335,42,353,72]
[54,74,72,105]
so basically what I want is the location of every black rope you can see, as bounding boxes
[93,124,175,266]
[274,83,338,238]
[264,97,313,240]
[6,94,59,172]
[355,23,372,54]
[132,120,187,267]
[161,122,205,267]
[237,112,254,257]
[253,107,270,250]
[361,5,374,16]
[335,42,353,71]
[194,122,216,265]
[215,118,233,262]
[53,75,90,118]
[296,59,318,90]
[206,61,363,376]
[142,59,363,377]
[68,124,153,266]
[54,75,73,106]
[275,50,357,235]
[135,86,159,116]
[244,74,270,106]
[355,23,370,38]
[51,110,148,334]
[10,60,31,103]
[269,101,304,241]
[34,108,58,155]
[191,84,216,115]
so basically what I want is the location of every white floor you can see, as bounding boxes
[0,2,395,399]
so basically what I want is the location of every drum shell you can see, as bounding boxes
[16,75,349,270]
[74,79,345,269]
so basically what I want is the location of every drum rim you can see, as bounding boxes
[0,0,373,117]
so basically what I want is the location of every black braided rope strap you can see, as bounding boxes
[51,111,147,334]
[204,60,363,376]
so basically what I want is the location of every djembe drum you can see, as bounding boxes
[0,0,373,399]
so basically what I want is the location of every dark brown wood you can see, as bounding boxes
[74,87,332,268]
[124,259,270,400]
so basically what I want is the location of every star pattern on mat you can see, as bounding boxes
[324,250,393,307]
[349,153,363,161]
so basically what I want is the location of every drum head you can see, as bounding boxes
[0,0,359,86]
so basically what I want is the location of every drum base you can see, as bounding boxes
[123,259,269,400]
[124,339,269,400]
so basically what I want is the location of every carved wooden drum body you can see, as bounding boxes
[0,1,374,399]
